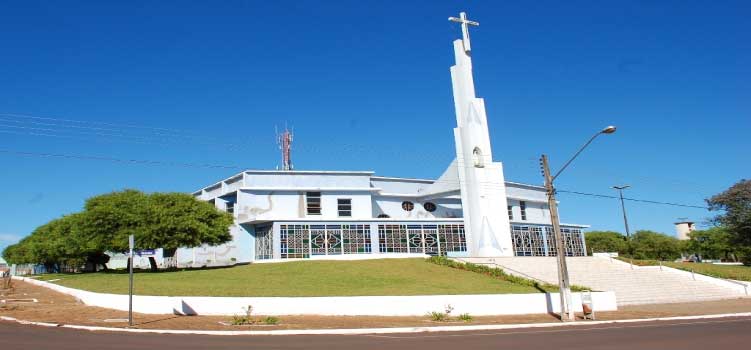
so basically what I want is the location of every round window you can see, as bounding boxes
[401,201,415,211]
[423,202,437,212]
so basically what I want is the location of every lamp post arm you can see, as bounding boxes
[551,131,602,182]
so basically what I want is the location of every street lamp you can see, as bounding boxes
[540,125,616,322]
[611,185,631,238]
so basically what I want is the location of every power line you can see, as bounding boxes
[556,189,708,209]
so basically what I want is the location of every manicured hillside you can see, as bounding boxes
[34,258,548,297]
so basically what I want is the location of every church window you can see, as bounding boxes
[306,192,321,215]
[378,225,409,253]
[438,224,467,252]
[377,214,390,218]
[337,199,352,217]
[342,224,372,254]
[401,201,414,211]
[520,201,527,221]
[508,205,513,220]
[472,147,485,168]
[423,202,437,212]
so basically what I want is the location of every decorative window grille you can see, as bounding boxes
[541,226,586,257]
[438,224,467,252]
[562,227,586,256]
[511,225,546,256]
[280,224,309,258]
[378,224,409,253]
[254,225,273,260]
[520,201,527,221]
[306,192,321,215]
[337,199,352,217]
[401,201,414,211]
[342,224,372,254]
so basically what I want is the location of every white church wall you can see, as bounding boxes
[507,199,549,225]
[319,191,372,219]
[370,177,431,194]
[373,197,462,219]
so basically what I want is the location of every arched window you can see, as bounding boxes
[472,147,485,168]
[401,201,415,211]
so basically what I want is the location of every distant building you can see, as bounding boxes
[675,221,697,240]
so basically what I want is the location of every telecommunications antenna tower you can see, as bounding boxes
[276,125,294,171]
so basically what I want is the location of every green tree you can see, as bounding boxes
[707,179,751,264]
[80,189,233,271]
[686,227,737,261]
[2,189,233,272]
[584,231,628,255]
[628,230,681,261]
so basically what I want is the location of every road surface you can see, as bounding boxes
[2,316,750,349]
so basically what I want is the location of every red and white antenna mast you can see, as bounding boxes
[276,125,293,171]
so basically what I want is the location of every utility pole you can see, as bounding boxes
[612,185,631,238]
[128,234,134,327]
[541,155,575,321]
[539,125,617,322]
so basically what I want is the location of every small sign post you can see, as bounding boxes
[128,234,134,327]
[581,290,595,320]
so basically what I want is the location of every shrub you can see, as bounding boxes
[428,311,449,322]
[458,313,473,322]
[262,316,279,325]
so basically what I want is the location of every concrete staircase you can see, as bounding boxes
[461,256,749,305]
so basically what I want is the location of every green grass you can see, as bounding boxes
[621,258,751,282]
[32,258,546,297]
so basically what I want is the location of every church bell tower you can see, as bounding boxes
[448,12,513,257]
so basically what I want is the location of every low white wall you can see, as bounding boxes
[17,277,617,316]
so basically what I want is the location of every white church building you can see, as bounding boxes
[170,13,588,267]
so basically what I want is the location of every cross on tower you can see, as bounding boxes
[448,12,479,53]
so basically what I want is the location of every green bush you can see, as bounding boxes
[458,313,473,322]
[262,316,279,325]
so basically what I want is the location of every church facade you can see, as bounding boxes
[185,171,587,264]
[173,13,588,266]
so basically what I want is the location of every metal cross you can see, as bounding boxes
[448,12,479,53]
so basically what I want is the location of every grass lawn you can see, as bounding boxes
[623,259,751,282]
[32,258,546,297]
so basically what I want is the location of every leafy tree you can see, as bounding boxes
[80,190,233,271]
[628,230,681,261]
[686,227,738,261]
[2,189,233,272]
[707,179,751,264]
[584,231,627,255]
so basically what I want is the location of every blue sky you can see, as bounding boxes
[1,1,749,251]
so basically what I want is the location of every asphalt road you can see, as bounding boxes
[2,317,750,350]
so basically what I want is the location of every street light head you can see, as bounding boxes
[601,126,617,134]
[612,185,631,190]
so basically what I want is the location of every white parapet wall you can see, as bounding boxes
[16,277,617,316]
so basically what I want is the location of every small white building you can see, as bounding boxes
[675,221,696,240]
[165,13,589,267]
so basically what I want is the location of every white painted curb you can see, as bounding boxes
[2,313,751,336]
[13,276,618,316]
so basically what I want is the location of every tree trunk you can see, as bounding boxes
[148,257,158,272]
